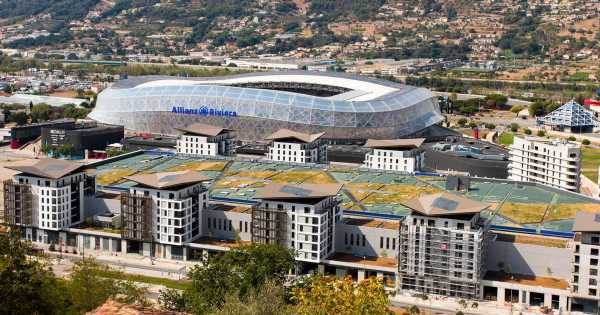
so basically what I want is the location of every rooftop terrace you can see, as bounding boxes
[89,151,600,236]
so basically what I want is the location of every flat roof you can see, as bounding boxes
[572,211,600,232]
[124,170,210,189]
[343,217,400,230]
[175,123,232,137]
[328,252,398,268]
[484,271,569,290]
[364,138,425,149]
[402,192,489,217]
[6,158,84,179]
[253,183,342,200]
[265,129,325,143]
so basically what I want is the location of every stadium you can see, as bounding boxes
[90,71,444,141]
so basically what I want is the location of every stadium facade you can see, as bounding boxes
[90,72,444,141]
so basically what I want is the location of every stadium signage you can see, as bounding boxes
[171,106,237,117]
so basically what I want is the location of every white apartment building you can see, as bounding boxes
[399,192,490,299]
[571,212,600,306]
[121,170,210,257]
[176,123,234,156]
[251,183,343,263]
[363,138,425,173]
[266,129,327,164]
[4,159,85,243]
[508,136,581,192]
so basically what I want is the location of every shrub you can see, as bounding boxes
[49,242,56,252]
[568,136,576,141]
[468,121,478,128]
[484,123,496,130]
[510,123,519,132]
[537,130,546,137]
[457,118,468,126]
[582,139,590,145]
[524,128,532,135]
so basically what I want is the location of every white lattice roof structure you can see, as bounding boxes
[539,100,598,128]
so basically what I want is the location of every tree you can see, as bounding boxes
[458,299,467,309]
[524,128,532,135]
[568,136,577,141]
[66,259,148,314]
[10,111,28,125]
[484,94,508,109]
[0,230,67,315]
[211,281,292,315]
[30,103,54,122]
[537,130,546,137]
[582,139,591,145]
[292,276,389,315]
[159,288,187,312]
[408,305,420,315]
[510,123,519,132]
[510,105,524,116]
[162,244,295,314]
[57,143,74,157]
[484,123,496,130]
[457,118,468,127]
[471,302,479,309]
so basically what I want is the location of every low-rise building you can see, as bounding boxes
[570,211,600,312]
[265,129,327,164]
[508,136,580,192]
[175,123,235,157]
[363,138,425,173]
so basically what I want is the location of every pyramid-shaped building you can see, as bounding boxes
[538,100,598,133]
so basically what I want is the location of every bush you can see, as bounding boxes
[457,118,468,126]
[537,130,546,137]
[510,123,519,132]
[524,128,532,135]
[484,123,496,130]
[49,242,56,252]
[582,139,590,145]
[568,136,576,141]
[468,121,478,128]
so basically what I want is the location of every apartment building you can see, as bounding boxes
[398,192,490,299]
[570,211,600,312]
[265,129,327,164]
[176,123,234,156]
[508,136,581,192]
[251,183,343,263]
[120,170,210,259]
[363,138,425,173]
[3,159,85,243]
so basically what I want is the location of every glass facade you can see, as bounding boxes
[90,75,444,141]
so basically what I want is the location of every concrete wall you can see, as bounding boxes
[335,223,399,258]
[84,196,121,216]
[204,209,252,241]
[486,241,572,279]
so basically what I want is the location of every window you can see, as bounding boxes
[592,248,599,256]
[592,269,598,276]
[380,237,384,248]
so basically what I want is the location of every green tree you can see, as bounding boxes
[10,111,28,125]
[510,105,524,116]
[210,281,292,315]
[0,230,68,315]
[292,276,389,315]
[457,118,468,127]
[57,143,74,157]
[162,244,294,314]
[537,130,546,137]
[510,123,520,132]
[524,128,532,135]
[484,94,508,109]
[582,139,591,145]
[568,136,577,141]
[30,103,54,122]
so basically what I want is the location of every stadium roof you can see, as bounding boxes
[539,100,598,128]
[265,129,325,143]
[364,138,425,149]
[572,211,600,232]
[175,123,232,137]
[125,170,210,189]
[254,183,343,200]
[0,94,89,107]
[402,192,490,216]
[6,158,84,179]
